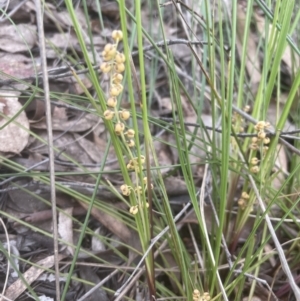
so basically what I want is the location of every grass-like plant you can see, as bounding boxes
[1,0,300,300]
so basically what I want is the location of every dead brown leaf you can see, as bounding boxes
[0,52,36,90]
[31,113,101,132]
[0,24,36,53]
[0,93,29,153]
[58,207,74,256]
[77,199,132,243]
[4,254,66,300]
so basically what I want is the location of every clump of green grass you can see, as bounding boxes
[2,0,300,300]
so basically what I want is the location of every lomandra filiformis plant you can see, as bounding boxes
[101,30,153,217]
[100,30,155,295]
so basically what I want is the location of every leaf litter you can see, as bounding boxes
[0,0,299,300]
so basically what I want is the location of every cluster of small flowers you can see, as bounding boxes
[121,173,153,215]
[126,156,145,172]
[192,290,211,301]
[237,191,250,210]
[129,202,150,215]
[101,30,136,146]
[249,156,260,174]
[231,105,252,134]
[250,121,270,151]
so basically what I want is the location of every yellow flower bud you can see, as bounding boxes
[102,51,113,61]
[112,30,123,41]
[109,86,121,97]
[103,110,114,120]
[249,143,258,150]
[263,146,269,154]
[114,122,125,135]
[250,157,259,165]
[263,137,270,144]
[127,163,133,170]
[193,290,200,301]
[112,73,123,84]
[257,130,266,139]
[254,121,266,131]
[100,62,112,73]
[250,166,260,173]
[241,192,250,199]
[115,63,125,73]
[129,205,138,215]
[107,97,117,108]
[126,129,135,138]
[135,186,142,194]
[115,52,125,63]
[104,43,116,57]
[251,137,258,143]
[116,83,123,92]
[127,139,135,147]
[244,105,251,113]
[140,155,145,164]
[238,198,246,210]
[119,110,130,120]
[120,184,131,196]
[104,43,114,52]
[109,84,123,97]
